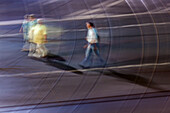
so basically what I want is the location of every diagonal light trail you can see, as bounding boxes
[0,61,170,78]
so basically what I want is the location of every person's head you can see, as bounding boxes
[37,19,43,24]
[29,14,36,21]
[86,22,95,29]
[24,14,29,20]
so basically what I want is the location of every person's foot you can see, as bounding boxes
[78,63,84,67]
[21,49,29,52]
[28,53,33,57]
[32,53,41,58]
[79,63,90,69]
[41,53,48,58]
[83,66,90,69]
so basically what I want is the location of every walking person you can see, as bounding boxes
[28,14,38,56]
[79,22,104,68]
[31,19,48,58]
[19,14,29,51]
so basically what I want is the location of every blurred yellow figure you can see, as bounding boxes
[28,14,37,56]
[33,22,47,44]
[31,19,48,58]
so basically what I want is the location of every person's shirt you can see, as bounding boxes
[22,20,29,33]
[28,19,37,31]
[31,24,47,44]
[86,28,98,44]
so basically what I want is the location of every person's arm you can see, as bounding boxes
[85,37,87,41]
[19,20,26,33]
[85,30,89,41]
[84,31,89,48]
[43,26,48,43]
[19,25,23,33]
[83,44,88,48]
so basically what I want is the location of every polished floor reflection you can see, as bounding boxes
[0,0,170,113]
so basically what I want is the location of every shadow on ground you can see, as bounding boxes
[31,53,83,75]
[44,53,66,61]
[96,69,165,91]
[107,55,170,68]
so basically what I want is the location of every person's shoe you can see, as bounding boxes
[83,66,90,69]
[28,53,33,57]
[79,64,90,69]
[21,49,29,52]
[41,53,48,58]
[78,63,84,67]
[32,53,41,58]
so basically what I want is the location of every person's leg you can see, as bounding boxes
[32,44,41,58]
[28,43,33,56]
[80,44,93,67]
[22,33,29,51]
[22,41,29,51]
[39,44,48,57]
[36,44,41,55]
[28,42,36,56]
[93,43,104,63]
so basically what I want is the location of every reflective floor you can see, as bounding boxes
[0,0,170,113]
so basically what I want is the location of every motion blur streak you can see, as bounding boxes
[0,0,170,113]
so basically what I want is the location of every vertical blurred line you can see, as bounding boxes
[69,0,96,112]
[57,4,80,113]
[68,0,95,98]
[158,0,170,61]
[129,0,160,113]
[125,0,145,75]
[69,0,114,112]
[27,2,79,113]
[157,1,170,113]
[140,0,160,87]
[115,0,145,113]
[68,0,106,112]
